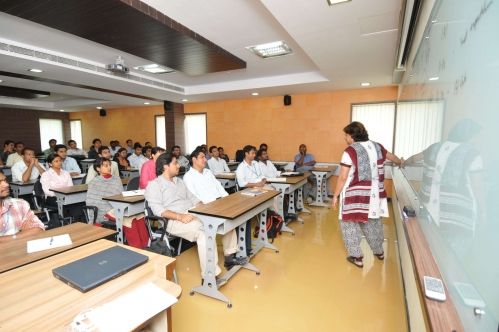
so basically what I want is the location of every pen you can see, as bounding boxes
[49,237,53,245]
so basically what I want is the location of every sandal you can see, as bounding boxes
[346,256,364,268]
[374,253,385,260]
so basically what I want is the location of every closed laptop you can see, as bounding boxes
[52,246,148,293]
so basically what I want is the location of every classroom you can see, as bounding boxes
[0,1,497,331]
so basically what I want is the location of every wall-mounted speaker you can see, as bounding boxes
[99,109,107,117]
[284,95,291,106]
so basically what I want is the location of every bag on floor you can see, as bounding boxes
[123,217,150,249]
[253,211,283,243]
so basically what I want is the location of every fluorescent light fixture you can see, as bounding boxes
[143,102,151,105]
[431,19,438,23]
[59,109,64,112]
[0,80,3,83]
[251,92,259,96]
[425,36,430,39]
[429,76,439,81]
[327,0,351,5]
[182,99,188,102]
[28,68,43,73]
[133,64,175,74]
[246,41,292,59]
[360,82,371,87]
[96,106,102,109]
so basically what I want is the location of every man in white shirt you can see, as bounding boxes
[257,149,279,178]
[54,145,81,176]
[207,146,230,174]
[11,148,46,183]
[6,142,24,167]
[67,140,87,157]
[171,145,190,171]
[128,143,148,172]
[183,146,247,269]
[85,146,120,183]
[125,139,134,154]
[109,140,121,156]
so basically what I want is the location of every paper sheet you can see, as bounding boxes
[27,234,72,253]
[122,189,145,197]
[267,177,287,182]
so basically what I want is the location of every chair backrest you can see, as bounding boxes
[235,149,244,162]
[127,176,140,191]
[33,180,45,198]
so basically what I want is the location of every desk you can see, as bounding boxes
[0,239,180,332]
[310,166,337,207]
[80,158,95,173]
[103,194,145,244]
[121,168,139,178]
[215,172,237,190]
[0,165,11,177]
[0,223,116,273]
[71,173,86,185]
[9,179,37,198]
[227,161,239,171]
[188,189,279,307]
[52,184,88,218]
[267,173,312,232]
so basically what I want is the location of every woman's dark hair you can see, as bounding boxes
[93,157,111,173]
[116,147,127,155]
[343,121,369,142]
[92,138,101,145]
[189,146,205,166]
[98,145,110,154]
[151,146,166,155]
[46,153,62,165]
[155,152,175,176]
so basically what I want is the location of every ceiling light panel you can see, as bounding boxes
[246,41,292,59]
[327,0,351,6]
[133,64,175,74]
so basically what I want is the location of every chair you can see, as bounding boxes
[126,176,140,191]
[32,180,60,228]
[235,149,244,162]
[144,202,183,257]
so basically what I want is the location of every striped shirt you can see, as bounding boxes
[0,198,44,236]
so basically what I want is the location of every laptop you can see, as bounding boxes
[52,246,149,293]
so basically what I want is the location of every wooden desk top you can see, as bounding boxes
[312,165,337,172]
[103,193,145,203]
[215,172,236,180]
[267,172,311,184]
[0,165,11,169]
[52,183,88,194]
[0,239,180,331]
[0,223,116,273]
[80,158,96,162]
[189,189,279,220]
[273,161,289,166]
[9,179,37,186]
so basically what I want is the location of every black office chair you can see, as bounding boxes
[126,176,140,191]
[32,180,60,229]
[235,149,244,162]
[144,202,183,257]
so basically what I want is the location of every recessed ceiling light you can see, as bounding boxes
[182,99,188,102]
[133,64,175,74]
[429,76,439,81]
[327,0,351,5]
[0,79,3,83]
[251,92,259,96]
[246,41,292,59]
[143,102,150,105]
[28,68,43,73]
[431,19,438,24]
[425,36,430,39]
[96,106,102,109]
[59,109,64,112]
[360,82,371,87]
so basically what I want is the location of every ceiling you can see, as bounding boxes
[0,0,404,112]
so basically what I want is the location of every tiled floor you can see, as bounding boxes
[171,204,408,332]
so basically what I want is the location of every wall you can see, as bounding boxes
[0,107,70,153]
[184,86,398,162]
[69,105,164,150]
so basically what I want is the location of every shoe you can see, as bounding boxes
[374,252,385,260]
[306,197,313,204]
[346,256,364,268]
[224,255,248,269]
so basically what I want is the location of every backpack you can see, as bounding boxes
[253,211,283,243]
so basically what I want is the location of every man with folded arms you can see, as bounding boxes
[11,148,46,183]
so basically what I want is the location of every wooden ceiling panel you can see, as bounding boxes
[0,0,246,76]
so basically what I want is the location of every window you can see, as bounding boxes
[39,119,63,150]
[184,114,206,154]
[395,101,444,157]
[352,103,396,151]
[155,115,166,148]
[70,120,83,148]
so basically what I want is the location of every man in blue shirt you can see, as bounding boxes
[54,144,81,176]
[294,144,317,202]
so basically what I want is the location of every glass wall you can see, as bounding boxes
[398,1,498,330]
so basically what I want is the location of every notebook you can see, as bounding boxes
[52,246,148,293]
[281,172,304,177]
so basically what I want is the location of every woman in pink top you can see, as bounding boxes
[40,154,73,197]
[139,147,165,189]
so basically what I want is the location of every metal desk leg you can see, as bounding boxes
[297,187,311,214]
[254,209,278,252]
[11,187,19,198]
[113,205,125,244]
[288,190,304,224]
[55,195,65,219]
[310,173,330,208]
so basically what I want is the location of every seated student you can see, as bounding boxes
[207,145,230,174]
[67,140,87,157]
[145,153,243,282]
[201,144,211,160]
[171,145,189,171]
[294,144,317,201]
[0,171,44,241]
[143,145,153,160]
[259,143,268,151]
[218,146,229,163]
[87,138,102,159]
[113,148,131,171]
[11,148,46,183]
[125,139,134,154]
[183,147,247,268]
[86,157,123,222]
[144,141,152,147]
[85,146,120,183]
[40,154,73,199]
[109,140,121,156]
[54,144,81,176]
[42,139,57,158]
[0,140,15,166]
[6,142,24,167]
[128,143,148,172]
[139,147,166,189]
[257,149,279,178]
